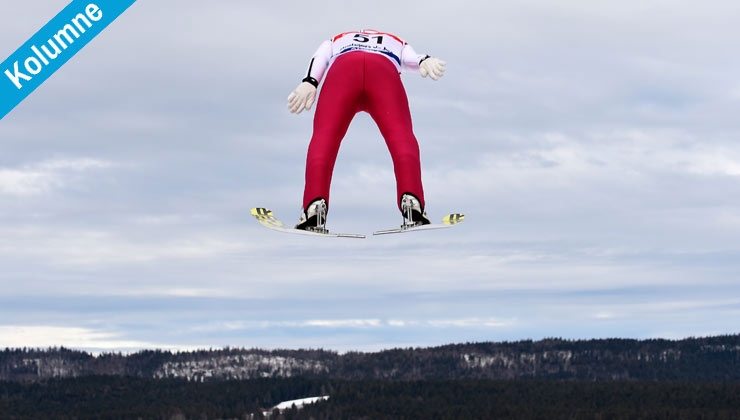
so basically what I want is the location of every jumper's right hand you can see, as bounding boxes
[287,82,317,114]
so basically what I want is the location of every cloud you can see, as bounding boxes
[190,318,514,332]
[426,318,515,328]
[0,158,114,195]
[0,225,251,267]
[304,319,383,328]
[0,326,155,351]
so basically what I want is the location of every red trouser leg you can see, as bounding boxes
[302,52,425,212]
[362,53,425,211]
[302,53,363,211]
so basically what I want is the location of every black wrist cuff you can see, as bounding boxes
[302,76,319,88]
[419,55,431,64]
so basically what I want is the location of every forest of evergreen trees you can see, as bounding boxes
[1,376,740,419]
[3,335,740,382]
[2,335,740,418]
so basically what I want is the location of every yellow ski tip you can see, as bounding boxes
[443,213,465,225]
[250,207,273,217]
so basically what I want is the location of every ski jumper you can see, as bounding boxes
[300,30,429,213]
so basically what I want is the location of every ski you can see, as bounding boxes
[373,213,465,235]
[250,207,365,238]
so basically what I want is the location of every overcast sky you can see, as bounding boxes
[1,0,739,353]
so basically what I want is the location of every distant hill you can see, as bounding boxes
[2,334,740,382]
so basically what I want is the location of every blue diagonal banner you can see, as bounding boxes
[0,0,137,120]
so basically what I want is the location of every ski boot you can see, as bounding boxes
[295,198,328,233]
[401,193,431,228]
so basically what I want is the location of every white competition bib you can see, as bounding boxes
[331,30,406,68]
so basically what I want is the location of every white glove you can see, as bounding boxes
[287,82,317,114]
[420,57,446,81]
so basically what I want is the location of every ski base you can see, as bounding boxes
[251,208,365,238]
[373,213,465,236]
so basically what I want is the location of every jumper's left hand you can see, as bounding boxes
[420,57,446,81]
[287,82,317,114]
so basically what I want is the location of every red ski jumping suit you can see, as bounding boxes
[289,30,443,215]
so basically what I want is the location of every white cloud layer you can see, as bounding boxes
[0,158,113,195]
[0,326,155,351]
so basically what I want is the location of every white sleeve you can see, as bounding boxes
[400,43,428,73]
[303,40,333,85]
